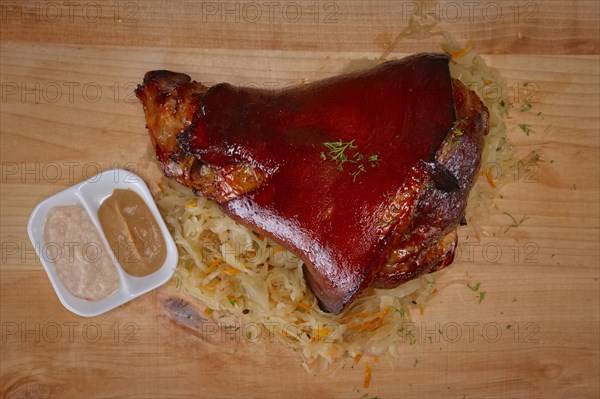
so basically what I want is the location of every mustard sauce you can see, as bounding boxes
[98,189,166,277]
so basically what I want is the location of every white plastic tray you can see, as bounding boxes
[28,169,178,317]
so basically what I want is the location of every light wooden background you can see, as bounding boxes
[1,1,599,398]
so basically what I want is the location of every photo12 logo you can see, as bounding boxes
[1,1,139,23]
[197,1,339,24]
[1,321,139,343]
[0,81,139,104]
[399,321,540,344]
[1,161,142,184]
[400,1,539,24]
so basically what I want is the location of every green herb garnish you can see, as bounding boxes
[521,103,532,112]
[321,140,380,182]
[368,154,380,167]
[519,123,535,135]
[447,120,465,147]
[503,212,530,233]
[392,306,405,317]
[467,282,481,292]
[322,139,357,170]
[478,291,486,304]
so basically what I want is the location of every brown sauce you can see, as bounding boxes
[98,189,166,277]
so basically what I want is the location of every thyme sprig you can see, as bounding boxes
[321,139,380,182]
[322,139,358,171]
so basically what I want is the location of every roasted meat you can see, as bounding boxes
[136,53,489,314]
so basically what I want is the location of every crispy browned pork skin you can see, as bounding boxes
[136,54,489,314]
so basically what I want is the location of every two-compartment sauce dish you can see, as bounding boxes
[28,169,178,317]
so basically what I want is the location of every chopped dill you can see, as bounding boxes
[478,291,486,304]
[503,212,530,233]
[369,154,381,168]
[392,306,405,317]
[467,282,481,292]
[447,120,465,147]
[519,123,535,135]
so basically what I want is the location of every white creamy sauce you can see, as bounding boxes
[44,205,120,301]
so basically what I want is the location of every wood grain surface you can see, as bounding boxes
[1,1,599,398]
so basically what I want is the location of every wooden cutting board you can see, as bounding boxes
[1,1,598,398]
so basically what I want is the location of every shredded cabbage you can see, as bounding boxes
[157,180,438,372]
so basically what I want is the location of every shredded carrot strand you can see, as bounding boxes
[271,246,285,254]
[450,42,472,59]
[206,258,222,274]
[311,328,330,342]
[364,361,372,389]
[202,284,216,293]
[485,167,497,188]
[223,266,240,276]
[340,312,372,321]
[351,307,391,331]
[354,354,363,364]
[281,329,299,342]
[293,302,313,312]
[353,320,379,332]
